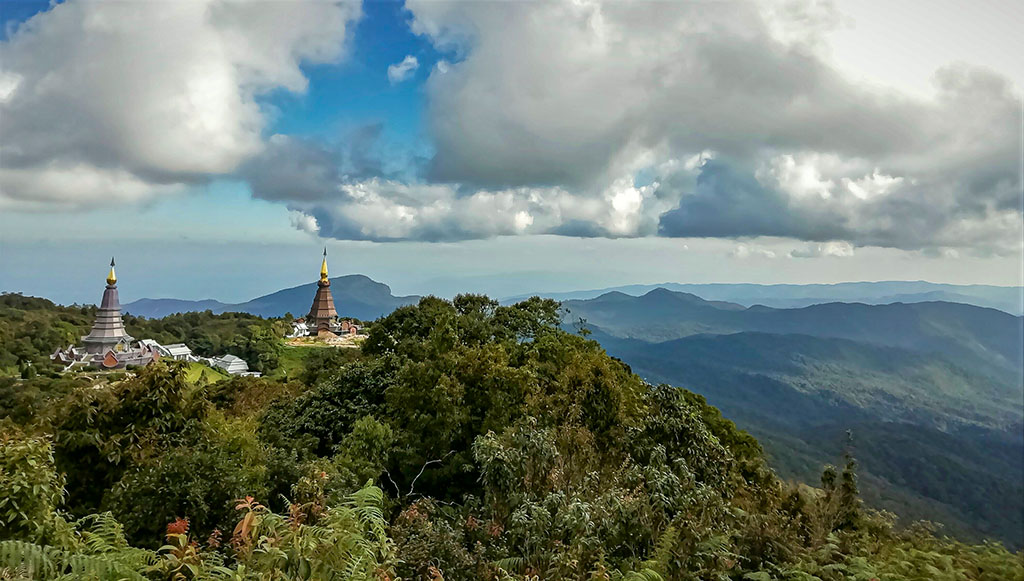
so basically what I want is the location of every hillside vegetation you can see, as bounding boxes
[0,293,289,378]
[1,294,1022,580]
[567,290,1024,547]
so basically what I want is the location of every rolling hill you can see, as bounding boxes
[565,288,1023,373]
[567,289,1024,546]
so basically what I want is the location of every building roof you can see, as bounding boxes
[308,249,338,326]
[82,258,134,350]
[163,343,192,355]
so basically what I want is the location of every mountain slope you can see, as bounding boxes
[124,274,419,321]
[566,289,1024,373]
[565,289,1024,546]
[598,330,1022,432]
[591,328,1024,546]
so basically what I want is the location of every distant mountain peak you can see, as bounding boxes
[124,274,418,320]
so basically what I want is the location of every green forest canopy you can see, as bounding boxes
[0,293,1021,580]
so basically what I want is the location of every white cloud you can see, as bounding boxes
[0,164,182,212]
[387,55,420,84]
[284,173,678,242]
[730,244,777,259]
[790,241,855,258]
[842,171,904,200]
[758,154,837,200]
[0,0,361,209]
[289,211,321,236]
[4,0,1020,256]
[404,0,1021,252]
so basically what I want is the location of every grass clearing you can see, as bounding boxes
[183,361,229,384]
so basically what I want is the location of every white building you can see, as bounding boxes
[161,343,195,361]
[288,320,310,338]
[212,354,253,375]
[138,340,196,362]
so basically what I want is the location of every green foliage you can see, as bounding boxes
[104,413,270,543]
[229,484,395,580]
[0,428,65,543]
[260,360,391,458]
[228,324,285,375]
[0,374,89,426]
[295,345,362,385]
[44,362,269,543]
[1,293,1021,580]
[0,429,394,580]
[124,310,288,361]
[206,374,304,418]
[0,293,88,378]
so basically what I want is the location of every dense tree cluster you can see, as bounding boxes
[1,294,1021,579]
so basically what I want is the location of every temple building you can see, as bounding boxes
[290,249,364,339]
[306,248,341,335]
[51,259,159,370]
[82,258,135,354]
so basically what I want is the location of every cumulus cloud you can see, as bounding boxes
[290,210,321,236]
[281,175,672,242]
[387,55,420,84]
[0,0,360,209]
[399,0,1021,251]
[3,0,1021,255]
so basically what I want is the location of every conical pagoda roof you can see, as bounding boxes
[82,258,133,353]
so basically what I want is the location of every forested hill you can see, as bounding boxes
[564,288,1023,372]
[2,294,1022,580]
[123,274,419,320]
[566,290,1024,546]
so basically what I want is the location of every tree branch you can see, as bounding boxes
[407,451,455,497]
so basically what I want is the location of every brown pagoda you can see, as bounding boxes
[82,257,135,354]
[307,248,338,333]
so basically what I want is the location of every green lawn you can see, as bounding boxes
[183,362,229,384]
[273,344,323,380]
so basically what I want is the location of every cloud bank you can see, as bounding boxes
[2,0,1021,255]
[393,0,1021,252]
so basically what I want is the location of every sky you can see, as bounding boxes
[0,0,1021,305]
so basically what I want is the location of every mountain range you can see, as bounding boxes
[124,275,419,321]
[512,280,1023,315]
[563,288,1023,373]
[125,277,1022,320]
[564,289,1023,546]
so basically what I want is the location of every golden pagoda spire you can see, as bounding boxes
[106,257,117,286]
[320,247,329,281]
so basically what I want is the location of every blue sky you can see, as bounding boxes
[266,2,431,153]
[0,0,1021,304]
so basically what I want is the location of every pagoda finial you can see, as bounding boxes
[106,257,117,286]
[320,247,329,281]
